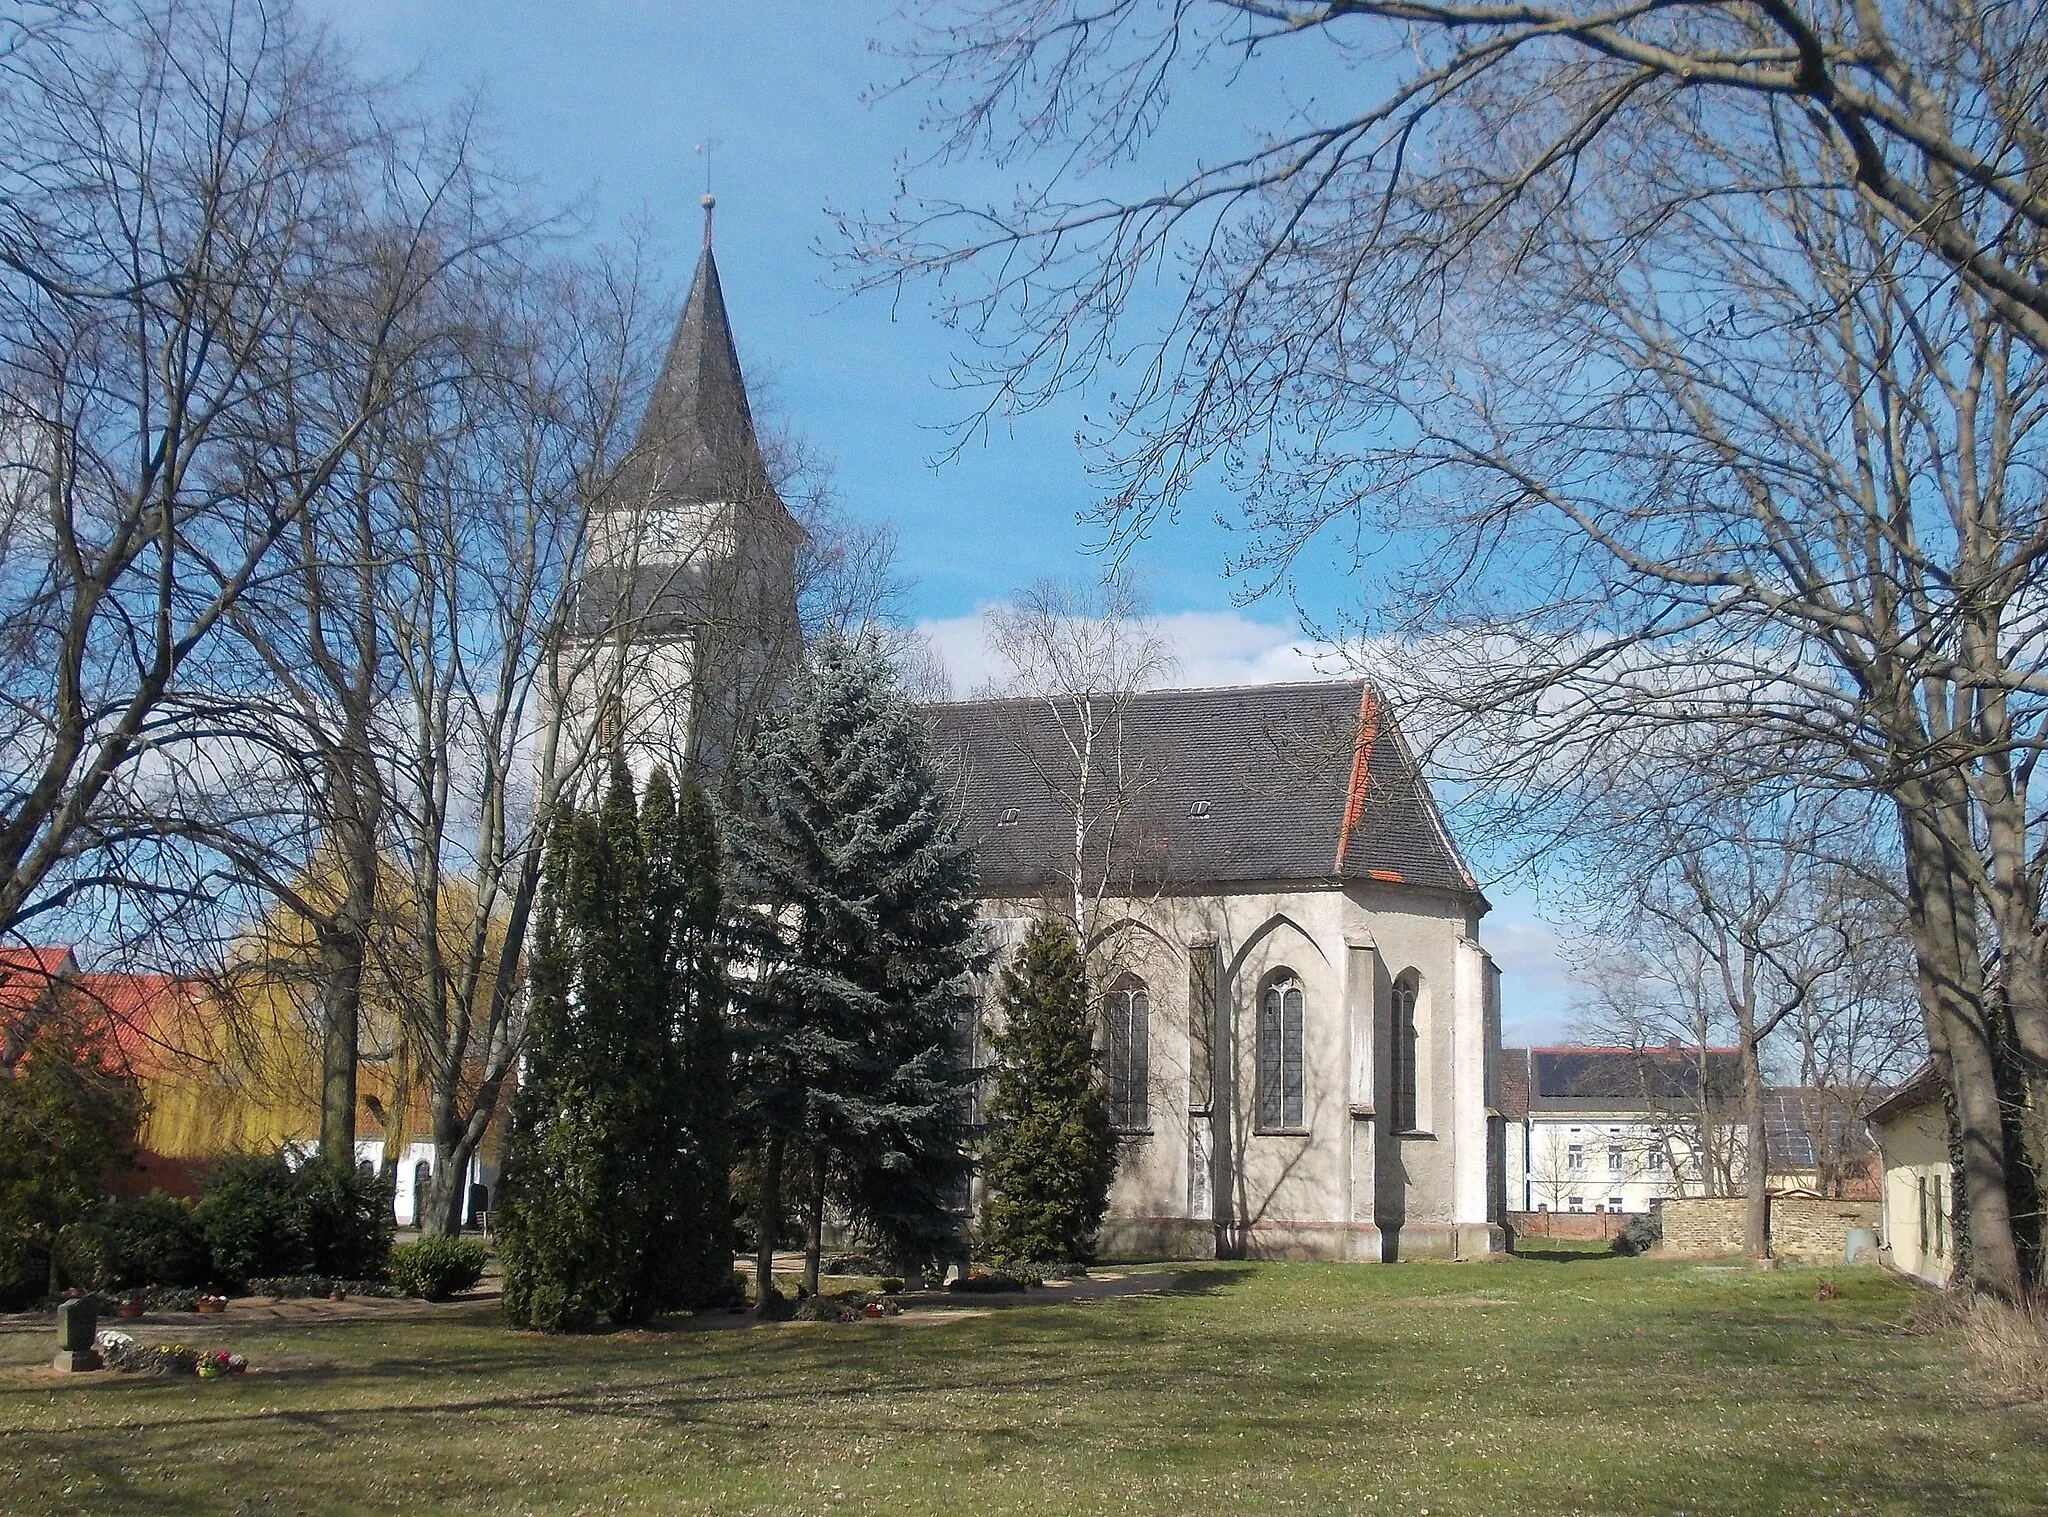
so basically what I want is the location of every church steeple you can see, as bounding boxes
[619,196,782,516]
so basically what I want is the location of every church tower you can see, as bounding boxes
[577,196,803,783]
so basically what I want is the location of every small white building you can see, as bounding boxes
[1866,1062,1954,1287]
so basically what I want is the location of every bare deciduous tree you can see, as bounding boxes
[0,0,419,965]
[980,571,1177,942]
[864,3,2048,1295]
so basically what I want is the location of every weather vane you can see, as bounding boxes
[694,138,721,246]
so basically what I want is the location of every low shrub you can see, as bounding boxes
[297,1161,395,1280]
[1956,1294,2048,1401]
[87,1194,211,1289]
[948,1271,1031,1294]
[243,1275,400,1300]
[1611,1213,1663,1257]
[195,1154,394,1287]
[389,1235,488,1301]
[878,1276,907,1295]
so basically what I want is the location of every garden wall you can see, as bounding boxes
[1770,1197,1880,1263]
[1509,1211,1627,1242]
[1654,1196,1883,1261]
[1657,1199,1750,1256]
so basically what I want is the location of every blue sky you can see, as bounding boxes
[312,0,1579,1041]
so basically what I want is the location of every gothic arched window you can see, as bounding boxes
[1257,973,1306,1131]
[1104,977,1150,1131]
[1391,971,1420,1132]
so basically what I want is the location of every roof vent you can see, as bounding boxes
[996,806,1019,827]
[1188,799,1211,819]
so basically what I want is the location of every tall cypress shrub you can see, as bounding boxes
[725,637,983,1307]
[637,770,734,1310]
[499,760,732,1330]
[978,917,1117,1269]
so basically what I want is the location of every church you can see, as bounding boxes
[594,204,1509,1262]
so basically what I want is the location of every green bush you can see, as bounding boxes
[295,1160,394,1279]
[196,1156,309,1285]
[87,1194,211,1288]
[195,1154,394,1288]
[389,1235,488,1301]
[1612,1213,1663,1257]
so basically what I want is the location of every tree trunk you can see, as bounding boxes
[1901,797,2028,1297]
[803,1145,826,1296]
[754,1130,784,1318]
[1741,1026,1769,1258]
[317,927,364,1170]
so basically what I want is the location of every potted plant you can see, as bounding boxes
[114,1294,144,1320]
[195,1294,228,1316]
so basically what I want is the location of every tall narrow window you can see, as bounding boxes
[1257,975,1305,1130]
[1391,972,1420,1131]
[1104,978,1150,1131]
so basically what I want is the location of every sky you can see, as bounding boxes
[309,0,1582,1043]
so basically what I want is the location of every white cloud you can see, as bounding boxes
[913,606,1350,699]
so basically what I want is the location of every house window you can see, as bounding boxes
[1647,1150,1665,1173]
[1103,977,1150,1131]
[1257,974,1305,1130]
[1608,1149,1624,1174]
[1917,1174,1929,1254]
[1608,1196,1625,1212]
[1934,1174,1947,1259]
[1390,972,1419,1131]
[1567,1145,1584,1172]
[1568,1196,1584,1212]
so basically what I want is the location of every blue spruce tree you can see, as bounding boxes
[725,636,983,1309]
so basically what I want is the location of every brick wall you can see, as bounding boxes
[1770,1197,1880,1263]
[1509,1210,1627,1242]
[1657,1198,1750,1256]
[1654,1196,1882,1260]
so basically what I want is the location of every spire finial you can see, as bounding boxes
[694,138,721,248]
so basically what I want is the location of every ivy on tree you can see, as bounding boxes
[724,636,983,1309]
[498,760,732,1330]
[978,916,1117,1269]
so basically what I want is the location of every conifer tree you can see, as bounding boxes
[637,770,734,1311]
[725,637,983,1307]
[499,760,733,1330]
[978,916,1117,1269]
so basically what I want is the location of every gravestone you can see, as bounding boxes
[53,1298,100,1373]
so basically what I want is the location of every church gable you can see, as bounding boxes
[925,679,1476,898]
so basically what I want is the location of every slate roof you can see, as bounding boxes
[924,679,1478,898]
[1865,1060,1942,1126]
[1523,1045,1745,1113]
[1499,1046,1532,1120]
[613,237,782,514]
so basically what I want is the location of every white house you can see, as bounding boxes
[1503,1046,1744,1216]
[1866,1062,1954,1287]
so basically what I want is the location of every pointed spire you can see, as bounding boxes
[618,209,779,513]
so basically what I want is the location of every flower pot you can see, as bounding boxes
[114,1304,142,1319]
[196,1300,224,1315]
[326,1291,347,1302]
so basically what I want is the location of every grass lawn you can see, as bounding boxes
[3,1254,2044,1516]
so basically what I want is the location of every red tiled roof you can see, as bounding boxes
[76,971,193,1075]
[0,945,74,1014]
